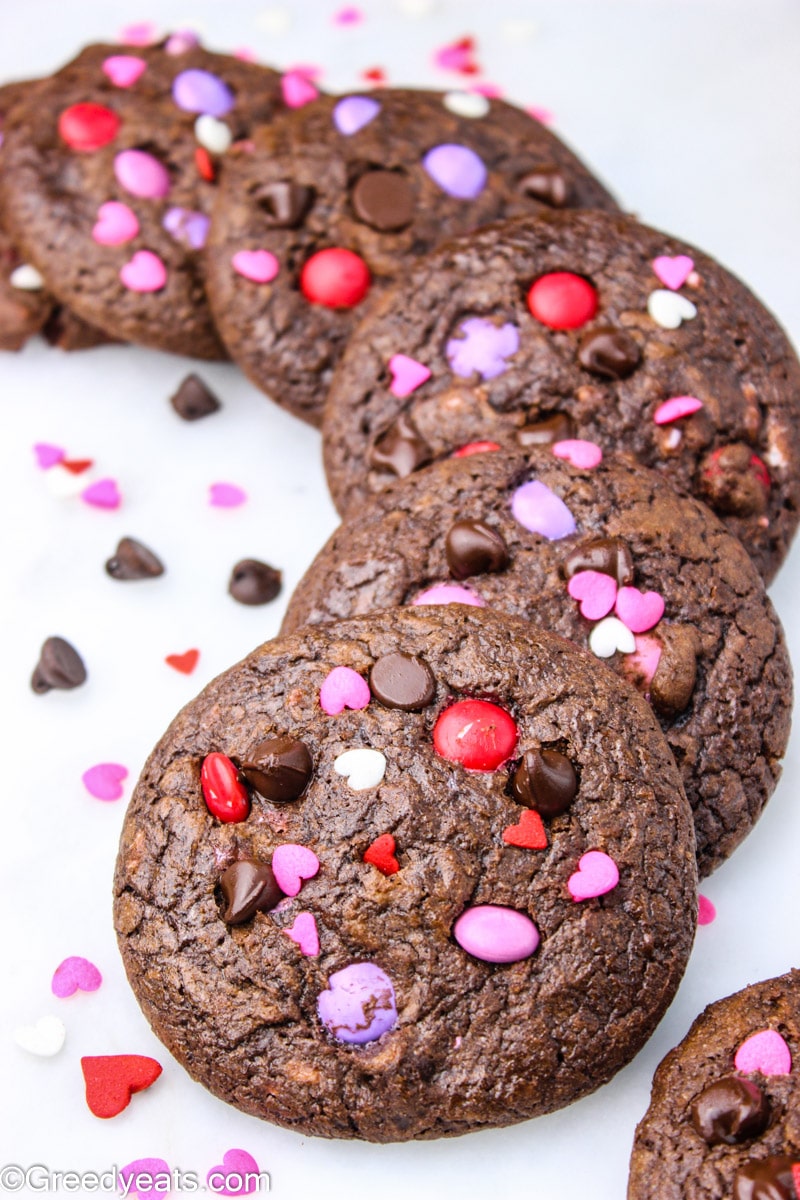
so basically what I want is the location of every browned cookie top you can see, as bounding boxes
[0,40,287,358]
[629,969,800,1200]
[114,606,696,1142]
[204,87,618,425]
[322,210,800,582]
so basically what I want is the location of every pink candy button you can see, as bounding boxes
[114,149,171,199]
[412,584,485,607]
[453,905,539,963]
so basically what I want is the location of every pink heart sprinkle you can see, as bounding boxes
[412,583,486,607]
[567,570,618,621]
[207,1150,261,1197]
[231,249,280,283]
[388,353,431,397]
[118,21,160,46]
[119,1159,171,1200]
[334,6,364,25]
[281,70,319,108]
[120,250,167,293]
[698,894,716,925]
[552,438,602,470]
[622,634,662,689]
[81,478,121,510]
[654,395,704,425]
[51,956,102,998]
[82,763,128,801]
[568,850,619,901]
[272,845,320,897]
[319,666,371,714]
[652,254,694,291]
[209,482,247,508]
[615,586,665,634]
[526,105,554,125]
[283,912,320,956]
[101,55,147,88]
[734,1029,792,1076]
[92,201,139,246]
[34,442,66,469]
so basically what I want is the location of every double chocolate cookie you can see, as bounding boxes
[322,209,800,581]
[205,88,617,425]
[114,606,696,1141]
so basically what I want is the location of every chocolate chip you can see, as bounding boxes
[690,1076,770,1145]
[254,180,314,228]
[733,1156,796,1200]
[352,170,414,232]
[106,537,165,581]
[699,443,770,517]
[562,537,634,586]
[31,636,87,693]
[219,859,284,924]
[650,625,698,718]
[240,737,313,802]
[511,748,577,817]
[169,373,221,421]
[516,413,574,446]
[517,166,569,209]
[370,652,436,711]
[228,559,282,606]
[577,327,641,379]
[445,520,509,580]
[369,413,432,479]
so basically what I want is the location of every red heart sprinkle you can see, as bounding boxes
[502,809,547,850]
[81,1054,162,1118]
[361,67,386,83]
[363,833,399,875]
[165,649,199,674]
[61,458,94,475]
[195,146,215,181]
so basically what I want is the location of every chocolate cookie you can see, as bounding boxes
[114,606,696,1141]
[628,969,800,1200]
[322,210,800,582]
[283,447,792,876]
[0,39,287,358]
[204,88,618,425]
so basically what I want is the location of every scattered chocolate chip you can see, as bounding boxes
[254,180,314,228]
[169,373,221,421]
[240,737,313,802]
[577,327,641,379]
[31,636,87,694]
[650,625,698,718]
[445,519,509,580]
[369,652,436,711]
[699,443,771,517]
[690,1076,770,1146]
[733,1155,795,1200]
[516,413,574,446]
[219,859,284,924]
[105,536,165,581]
[511,748,577,817]
[517,166,569,208]
[352,169,414,232]
[562,537,634,586]
[228,559,282,606]
[369,413,432,479]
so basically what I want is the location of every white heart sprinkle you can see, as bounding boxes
[14,1015,66,1057]
[647,289,697,329]
[10,263,44,291]
[334,748,387,791]
[443,91,490,119]
[195,114,232,155]
[589,617,636,659]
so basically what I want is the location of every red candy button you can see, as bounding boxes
[300,248,371,308]
[201,752,251,822]
[433,699,517,771]
[452,441,501,458]
[527,272,598,330]
[58,103,121,152]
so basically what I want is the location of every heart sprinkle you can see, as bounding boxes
[165,648,199,674]
[283,912,320,957]
[502,809,547,850]
[652,254,694,291]
[567,570,618,620]
[363,833,400,875]
[698,894,717,926]
[206,1150,262,1197]
[209,482,247,508]
[412,583,486,607]
[334,747,387,790]
[14,1015,66,1057]
[654,395,704,425]
[231,249,280,284]
[82,762,128,801]
[588,616,636,658]
[443,90,490,118]
[33,443,66,469]
[734,1030,792,1076]
[81,478,121,509]
[615,586,665,634]
[388,353,431,397]
[454,905,539,963]
[101,55,147,88]
[319,666,371,714]
[551,438,603,469]
[271,843,320,896]
[81,1055,162,1118]
[647,289,697,329]
[567,850,619,901]
[120,1158,171,1200]
[281,70,319,109]
[333,95,381,135]
[92,200,139,245]
[119,250,167,293]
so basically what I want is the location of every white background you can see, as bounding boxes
[1,2,799,1197]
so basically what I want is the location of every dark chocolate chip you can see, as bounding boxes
[733,1156,796,1200]
[105,536,165,581]
[650,625,698,718]
[511,748,577,817]
[254,180,314,228]
[169,373,221,421]
[228,559,282,606]
[577,327,641,379]
[351,170,414,232]
[516,413,574,446]
[699,443,770,517]
[445,520,509,580]
[562,537,634,586]
[691,1076,770,1146]
[369,652,436,711]
[369,413,432,478]
[517,166,570,209]
[31,636,87,693]
[219,859,284,924]
[240,737,313,802]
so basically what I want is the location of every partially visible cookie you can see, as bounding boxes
[205,88,618,425]
[114,606,696,1141]
[322,210,800,582]
[628,970,800,1200]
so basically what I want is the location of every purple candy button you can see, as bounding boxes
[422,143,487,199]
[172,68,234,117]
[333,95,381,136]
[114,149,171,199]
[511,479,576,540]
[163,207,210,249]
[446,317,519,380]
[412,584,485,607]
[454,905,540,964]
[317,962,397,1044]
